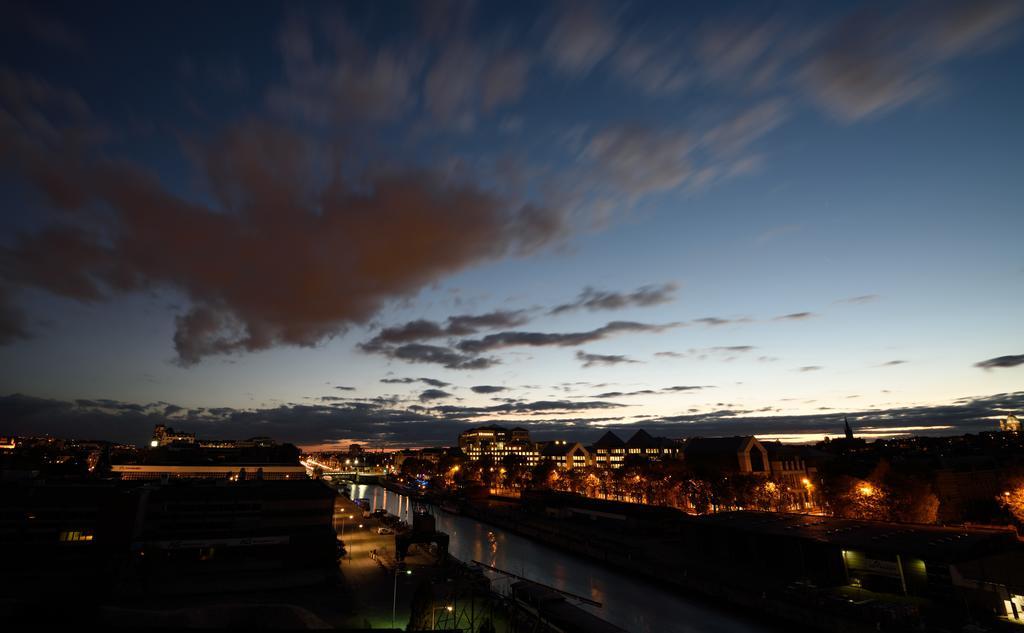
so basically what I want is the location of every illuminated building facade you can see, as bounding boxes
[539,441,592,470]
[592,431,626,468]
[111,464,306,480]
[458,425,540,465]
[115,426,304,481]
[592,430,680,468]
[1000,414,1021,433]
[624,429,681,459]
[151,424,196,447]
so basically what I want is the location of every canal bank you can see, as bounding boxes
[349,482,779,633]
[354,481,1016,633]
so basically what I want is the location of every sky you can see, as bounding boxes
[0,0,1022,449]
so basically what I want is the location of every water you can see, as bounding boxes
[349,483,773,633]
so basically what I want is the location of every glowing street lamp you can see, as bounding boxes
[338,514,354,540]
[431,604,454,630]
[392,567,412,628]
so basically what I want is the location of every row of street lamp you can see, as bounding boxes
[334,501,450,629]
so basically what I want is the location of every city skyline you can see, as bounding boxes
[1,1,1023,449]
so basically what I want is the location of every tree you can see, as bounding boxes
[827,476,889,520]
[530,460,558,490]
[400,458,436,480]
[887,474,939,524]
[999,473,1024,525]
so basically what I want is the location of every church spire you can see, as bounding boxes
[844,416,854,440]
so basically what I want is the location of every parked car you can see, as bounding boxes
[376,527,394,535]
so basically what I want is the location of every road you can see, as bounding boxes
[332,493,437,630]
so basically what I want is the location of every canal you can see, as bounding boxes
[348,483,774,633]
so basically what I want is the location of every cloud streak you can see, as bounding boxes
[457,320,680,354]
[550,282,677,315]
[364,310,530,347]
[575,350,640,368]
[975,354,1024,370]
[3,391,1020,448]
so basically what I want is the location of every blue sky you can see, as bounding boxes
[0,1,1022,447]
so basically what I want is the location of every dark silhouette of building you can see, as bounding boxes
[683,436,770,474]
[0,478,338,602]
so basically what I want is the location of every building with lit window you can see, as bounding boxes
[624,429,681,460]
[458,425,539,465]
[591,431,626,468]
[591,430,679,468]
[113,427,305,481]
[539,441,592,470]
[1000,414,1021,433]
[150,424,196,447]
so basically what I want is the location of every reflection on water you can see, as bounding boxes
[349,484,772,633]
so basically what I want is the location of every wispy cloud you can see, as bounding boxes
[550,282,677,315]
[470,385,507,394]
[418,389,452,402]
[364,310,531,347]
[575,350,641,368]
[458,320,680,354]
[774,312,815,321]
[799,1,1023,121]
[836,294,879,304]
[380,377,451,388]
[383,343,499,371]
[975,354,1024,370]
[3,391,1021,448]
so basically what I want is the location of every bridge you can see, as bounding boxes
[301,458,385,483]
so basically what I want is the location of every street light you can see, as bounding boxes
[338,514,354,542]
[393,567,412,628]
[431,604,454,630]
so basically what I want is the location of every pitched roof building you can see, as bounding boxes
[683,436,769,475]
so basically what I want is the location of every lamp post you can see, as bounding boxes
[431,604,453,630]
[392,567,411,628]
[337,513,355,562]
[338,513,354,539]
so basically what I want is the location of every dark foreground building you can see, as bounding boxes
[0,478,338,605]
[674,511,1024,627]
[522,490,1024,628]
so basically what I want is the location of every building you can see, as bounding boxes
[150,424,196,447]
[0,478,339,599]
[591,431,626,468]
[539,441,592,470]
[111,464,306,480]
[764,439,815,478]
[624,429,681,460]
[1000,414,1021,433]
[113,426,305,481]
[126,479,338,594]
[458,425,539,465]
[678,511,1024,625]
[932,460,1003,522]
[819,417,868,453]
[683,436,770,475]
